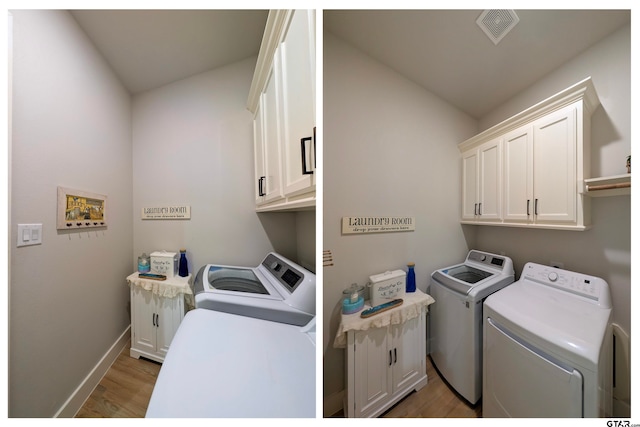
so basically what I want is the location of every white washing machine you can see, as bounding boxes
[192,252,315,326]
[429,250,514,404]
[483,262,612,417]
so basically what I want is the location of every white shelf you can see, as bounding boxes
[584,174,631,197]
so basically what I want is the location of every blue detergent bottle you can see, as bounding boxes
[179,249,189,277]
[406,262,416,292]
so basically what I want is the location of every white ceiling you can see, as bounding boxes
[324,9,630,119]
[70,10,269,94]
[68,9,630,114]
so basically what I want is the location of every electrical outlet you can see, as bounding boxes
[550,261,564,269]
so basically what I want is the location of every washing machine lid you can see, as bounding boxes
[431,250,515,295]
[193,253,316,326]
[484,268,612,370]
[206,265,272,296]
[444,264,493,284]
[432,265,495,294]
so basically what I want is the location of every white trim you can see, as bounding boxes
[55,326,131,418]
[459,77,599,153]
[323,389,344,417]
[246,10,293,113]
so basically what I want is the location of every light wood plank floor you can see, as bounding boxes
[333,356,482,418]
[75,341,161,418]
[77,344,478,418]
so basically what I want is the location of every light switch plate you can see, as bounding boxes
[17,223,42,247]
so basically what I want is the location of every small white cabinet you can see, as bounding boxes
[338,291,433,418]
[460,78,599,230]
[345,311,427,418]
[248,10,316,212]
[127,273,192,363]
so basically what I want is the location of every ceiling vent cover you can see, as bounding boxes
[476,10,519,45]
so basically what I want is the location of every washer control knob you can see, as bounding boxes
[548,272,559,282]
[270,262,281,272]
[480,254,487,261]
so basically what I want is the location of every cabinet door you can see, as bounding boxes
[353,327,392,418]
[261,62,284,204]
[131,287,156,354]
[461,150,478,220]
[390,312,425,394]
[155,295,184,358]
[503,126,533,222]
[478,139,502,220]
[279,10,316,196]
[533,105,577,224]
[253,100,266,204]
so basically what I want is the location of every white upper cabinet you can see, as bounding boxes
[532,105,578,225]
[459,78,599,231]
[503,125,533,222]
[462,139,502,222]
[279,10,316,196]
[247,10,316,212]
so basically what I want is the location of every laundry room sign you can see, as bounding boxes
[142,205,191,220]
[342,216,415,234]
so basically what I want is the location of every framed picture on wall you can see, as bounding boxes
[57,186,107,229]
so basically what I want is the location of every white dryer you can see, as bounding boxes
[146,253,316,418]
[483,262,612,417]
[146,308,315,418]
[429,250,514,404]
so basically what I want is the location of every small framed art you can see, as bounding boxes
[57,186,107,230]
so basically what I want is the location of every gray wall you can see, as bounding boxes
[10,10,133,417]
[322,31,478,413]
[131,57,311,274]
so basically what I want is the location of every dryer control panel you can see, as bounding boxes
[521,262,612,308]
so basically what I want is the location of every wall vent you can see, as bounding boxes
[476,10,519,45]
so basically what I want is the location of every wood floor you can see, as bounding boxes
[75,341,161,418]
[76,343,478,418]
[333,356,482,418]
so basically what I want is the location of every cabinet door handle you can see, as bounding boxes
[478,203,482,216]
[389,350,392,366]
[527,199,530,216]
[535,199,539,216]
[474,203,478,215]
[258,176,266,197]
[152,313,156,327]
[156,314,159,329]
[394,348,397,364]
[301,136,314,175]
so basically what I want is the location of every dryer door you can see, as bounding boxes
[484,317,583,417]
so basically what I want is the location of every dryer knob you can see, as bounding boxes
[480,255,487,261]
[548,272,559,282]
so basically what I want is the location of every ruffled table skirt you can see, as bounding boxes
[333,288,435,348]
[126,272,195,311]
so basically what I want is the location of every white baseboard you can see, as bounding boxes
[54,326,131,418]
[323,390,344,417]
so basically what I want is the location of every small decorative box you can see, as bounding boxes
[368,269,406,307]
[150,251,178,278]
